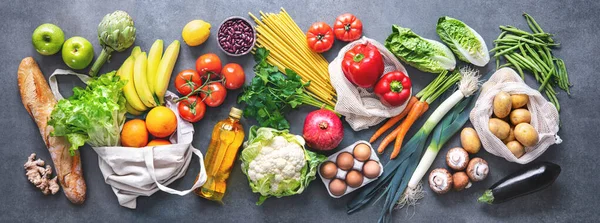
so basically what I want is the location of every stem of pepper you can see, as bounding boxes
[353,53,364,62]
[390,81,403,93]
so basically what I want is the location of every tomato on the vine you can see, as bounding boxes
[221,63,245,90]
[333,13,363,41]
[195,53,222,80]
[306,22,334,53]
[177,96,206,123]
[200,82,227,107]
[174,69,202,95]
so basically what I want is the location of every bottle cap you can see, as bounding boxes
[229,107,243,119]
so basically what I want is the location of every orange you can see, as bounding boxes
[147,139,171,146]
[121,119,149,147]
[146,106,177,138]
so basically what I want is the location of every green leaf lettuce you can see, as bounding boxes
[48,71,126,155]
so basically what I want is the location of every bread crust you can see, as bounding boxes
[17,57,86,204]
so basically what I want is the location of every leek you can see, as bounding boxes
[347,67,480,223]
[400,85,479,207]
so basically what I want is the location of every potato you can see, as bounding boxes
[506,141,525,158]
[511,94,529,109]
[502,127,515,144]
[460,127,481,154]
[489,118,511,140]
[510,109,531,125]
[514,123,539,147]
[493,91,512,118]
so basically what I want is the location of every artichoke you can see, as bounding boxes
[89,10,136,76]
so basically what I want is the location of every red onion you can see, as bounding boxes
[303,109,344,151]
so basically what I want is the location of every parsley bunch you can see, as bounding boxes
[238,48,336,130]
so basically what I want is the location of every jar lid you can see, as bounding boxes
[229,107,243,119]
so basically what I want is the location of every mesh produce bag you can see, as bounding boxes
[329,37,411,131]
[469,68,561,164]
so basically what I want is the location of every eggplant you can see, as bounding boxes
[478,162,561,204]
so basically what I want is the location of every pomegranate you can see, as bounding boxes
[303,109,344,151]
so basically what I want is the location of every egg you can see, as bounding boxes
[320,161,338,179]
[329,179,347,196]
[363,160,381,179]
[336,152,354,171]
[353,143,372,162]
[345,170,364,188]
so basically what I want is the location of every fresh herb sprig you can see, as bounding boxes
[238,48,335,130]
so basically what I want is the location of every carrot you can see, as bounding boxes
[376,101,428,154]
[390,101,430,159]
[369,97,418,143]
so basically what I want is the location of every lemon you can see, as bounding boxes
[182,20,211,46]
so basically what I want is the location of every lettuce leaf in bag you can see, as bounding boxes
[240,126,327,205]
[48,71,126,154]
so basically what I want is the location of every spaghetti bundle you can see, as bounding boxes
[249,8,336,106]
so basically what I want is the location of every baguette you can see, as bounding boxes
[17,57,86,204]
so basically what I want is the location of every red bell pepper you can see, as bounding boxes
[374,71,412,107]
[341,43,384,88]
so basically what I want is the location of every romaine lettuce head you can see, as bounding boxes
[240,126,327,205]
[385,25,456,73]
[436,16,490,67]
[48,71,126,155]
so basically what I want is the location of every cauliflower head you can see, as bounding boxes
[240,127,327,205]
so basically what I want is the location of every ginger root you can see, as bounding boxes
[24,153,59,195]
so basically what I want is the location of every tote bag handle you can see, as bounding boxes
[142,146,207,195]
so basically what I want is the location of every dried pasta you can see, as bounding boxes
[249,8,336,106]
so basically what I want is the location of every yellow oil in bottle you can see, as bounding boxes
[194,107,245,202]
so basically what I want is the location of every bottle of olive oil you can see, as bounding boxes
[195,107,245,202]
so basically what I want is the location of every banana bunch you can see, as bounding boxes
[118,40,181,115]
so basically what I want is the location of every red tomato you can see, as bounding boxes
[221,63,245,90]
[306,22,334,53]
[177,96,206,123]
[174,69,202,95]
[333,13,363,41]
[195,53,222,80]
[200,82,227,107]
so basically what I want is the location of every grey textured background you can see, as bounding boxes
[1,0,598,222]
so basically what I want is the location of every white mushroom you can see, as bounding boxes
[466,158,489,181]
[452,172,471,191]
[428,168,453,194]
[446,147,469,171]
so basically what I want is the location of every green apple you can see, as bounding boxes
[62,36,94,70]
[32,23,65,55]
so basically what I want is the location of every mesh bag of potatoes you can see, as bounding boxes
[469,68,561,164]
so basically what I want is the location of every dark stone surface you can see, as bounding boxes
[1,0,598,222]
